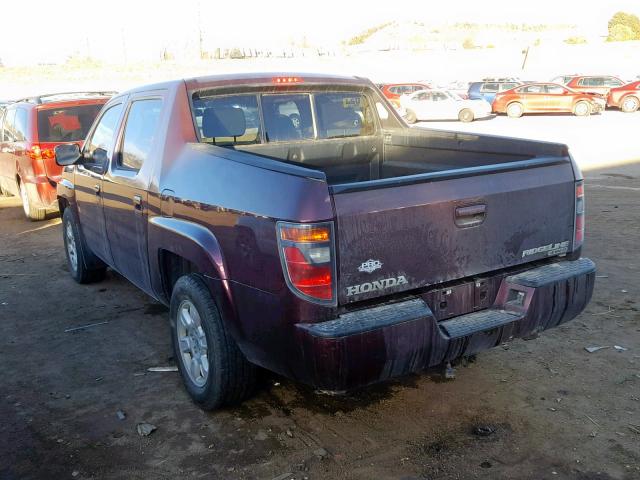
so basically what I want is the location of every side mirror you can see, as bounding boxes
[92,147,108,167]
[55,144,81,166]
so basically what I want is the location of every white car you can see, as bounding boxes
[400,89,492,123]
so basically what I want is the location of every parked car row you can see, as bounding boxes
[378,73,639,123]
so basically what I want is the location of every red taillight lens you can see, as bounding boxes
[574,181,585,248]
[278,222,335,304]
[283,247,333,300]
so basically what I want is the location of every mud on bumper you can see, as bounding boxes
[295,258,595,391]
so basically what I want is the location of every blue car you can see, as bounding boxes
[468,81,520,104]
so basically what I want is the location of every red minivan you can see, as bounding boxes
[0,92,113,220]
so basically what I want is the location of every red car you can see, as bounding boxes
[492,83,606,118]
[379,83,431,107]
[607,81,640,112]
[564,75,624,96]
[0,92,113,220]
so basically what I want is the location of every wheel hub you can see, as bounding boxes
[177,299,209,387]
[65,223,78,272]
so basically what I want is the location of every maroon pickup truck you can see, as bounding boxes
[55,73,595,410]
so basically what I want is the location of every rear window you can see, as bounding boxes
[314,92,375,139]
[37,104,103,142]
[192,94,261,146]
[192,90,376,145]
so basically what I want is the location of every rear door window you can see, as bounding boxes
[37,104,103,142]
[314,92,375,139]
[118,98,163,172]
[261,94,313,142]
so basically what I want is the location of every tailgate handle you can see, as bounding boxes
[455,204,486,228]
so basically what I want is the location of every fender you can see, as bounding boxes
[148,215,253,356]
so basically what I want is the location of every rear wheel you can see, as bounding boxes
[19,180,46,221]
[170,274,257,410]
[506,102,523,118]
[573,101,590,117]
[621,96,639,113]
[62,208,106,283]
[458,108,474,123]
[404,109,417,124]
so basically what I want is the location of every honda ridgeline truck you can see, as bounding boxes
[55,73,595,410]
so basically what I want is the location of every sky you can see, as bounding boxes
[1,0,639,65]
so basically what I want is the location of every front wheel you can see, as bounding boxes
[170,274,257,410]
[506,102,523,118]
[621,96,639,113]
[574,101,591,117]
[458,108,474,123]
[62,208,106,283]
[19,180,46,221]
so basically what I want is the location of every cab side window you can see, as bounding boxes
[83,103,124,170]
[117,99,163,172]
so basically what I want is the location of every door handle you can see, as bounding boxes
[133,194,143,212]
[93,184,101,195]
[455,204,486,228]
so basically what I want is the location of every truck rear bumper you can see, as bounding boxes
[294,258,595,391]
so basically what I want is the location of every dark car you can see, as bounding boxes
[467,81,520,103]
[0,92,114,219]
[607,81,640,112]
[55,73,594,410]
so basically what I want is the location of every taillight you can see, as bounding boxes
[27,144,55,161]
[277,222,336,304]
[574,181,585,248]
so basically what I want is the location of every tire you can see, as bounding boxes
[621,96,639,113]
[506,102,523,118]
[574,101,590,117]
[170,274,257,410]
[458,108,474,123]
[62,208,107,284]
[19,180,46,221]
[404,109,417,124]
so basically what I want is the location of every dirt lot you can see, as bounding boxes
[1,156,639,478]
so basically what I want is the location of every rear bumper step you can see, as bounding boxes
[440,309,523,339]
[294,258,595,391]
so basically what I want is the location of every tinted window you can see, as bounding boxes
[500,83,519,91]
[521,85,544,93]
[193,94,261,146]
[262,94,313,142]
[119,99,163,171]
[84,103,123,167]
[314,92,375,139]
[37,104,103,142]
[545,85,565,94]
[14,109,28,142]
[481,83,499,92]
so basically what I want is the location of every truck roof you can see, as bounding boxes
[118,72,373,98]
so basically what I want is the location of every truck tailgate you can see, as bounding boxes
[332,161,576,304]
